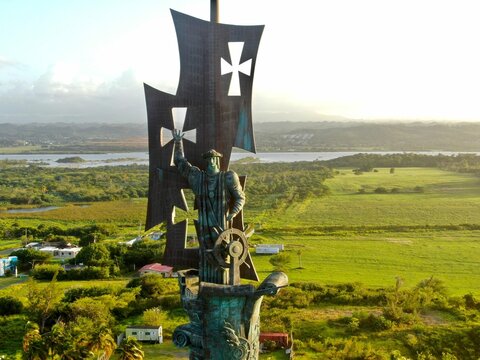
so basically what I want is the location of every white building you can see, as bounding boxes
[55,247,82,259]
[39,247,81,259]
[0,256,17,276]
[125,325,163,343]
[255,244,284,254]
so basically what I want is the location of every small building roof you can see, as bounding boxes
[26,242,41,247]
[39,246,59,251]
[138,263,173,273]
[64,247,82,252]
[126,325,161,329]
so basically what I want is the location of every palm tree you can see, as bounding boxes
[116,336,144,360]
[87,326,117,359]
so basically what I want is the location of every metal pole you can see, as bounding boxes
[210,0,218,23]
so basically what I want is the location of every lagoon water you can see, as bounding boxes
[3,206,60,214]
[0,151,478,168]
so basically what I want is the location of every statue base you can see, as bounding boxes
[174,270,288,360]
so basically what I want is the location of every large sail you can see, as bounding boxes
[145,10,263,278]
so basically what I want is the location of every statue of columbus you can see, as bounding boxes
[172,129,245,284]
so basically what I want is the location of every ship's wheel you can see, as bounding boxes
[213,228,248,268]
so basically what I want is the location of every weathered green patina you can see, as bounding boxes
[171,132,288,359]
[173,129,245,285]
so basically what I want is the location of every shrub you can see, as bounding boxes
[269,253,291,271]
[359,313,393,331]
[127,274,165,298]
[0,296,23,315]
[31,264,65,280]
[374,187,388,194]
[268,287,312,309]
[143,307,166,327]
[59,266,110,280]
[63,286,116,303]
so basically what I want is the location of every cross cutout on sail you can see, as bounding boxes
[221,42,252,96]
[160,107,197,165]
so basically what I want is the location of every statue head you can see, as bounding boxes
[203,149,222,175]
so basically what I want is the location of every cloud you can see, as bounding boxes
[0,67,147,124]
[0,56,21,70]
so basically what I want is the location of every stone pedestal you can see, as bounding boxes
[174,271,288,360]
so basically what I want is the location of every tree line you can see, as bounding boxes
[322,153,480,174]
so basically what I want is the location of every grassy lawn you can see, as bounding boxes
[0,145,44,154]
[0,199,147,223]
[0,239,22,252]
[248,168,480,295]
[0,276,26,290]
[265,167,480,229]
[251,230,480,295]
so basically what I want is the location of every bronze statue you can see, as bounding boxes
[173,129,245,284]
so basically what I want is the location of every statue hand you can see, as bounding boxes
[172,129,184,142]
[227,213,235,222]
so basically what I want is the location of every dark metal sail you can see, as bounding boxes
[145,10,263,279]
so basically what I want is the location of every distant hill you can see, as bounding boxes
[1,121,480,152]
[254,122,480,151]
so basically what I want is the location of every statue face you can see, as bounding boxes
[206,156,220,175]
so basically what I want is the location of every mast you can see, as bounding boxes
[210,0,218,23]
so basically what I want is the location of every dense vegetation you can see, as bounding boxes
[322,153,480,174]
[0,164,148,205]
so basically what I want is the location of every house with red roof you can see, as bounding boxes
[138,263,174,278]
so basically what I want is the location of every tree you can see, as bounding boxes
[86,325,117,359]
[269,253,291,272]
[26,275,63,333]
[297,250,303,269]
[10,248,52,271]
[116,336,144,360]
[75,243,111,267]
[123,240,165,269]
[143,307,166,326]
[127,273,165,298]
[69,297,113,326]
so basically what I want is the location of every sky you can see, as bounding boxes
[1,0,480,124]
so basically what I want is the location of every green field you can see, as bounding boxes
[265,167,480,229]
[244,168,480,295]
[2,165,480,358]
[252,231,480,295]
[2,167,480,295]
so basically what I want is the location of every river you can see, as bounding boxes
[0,151,477,168]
